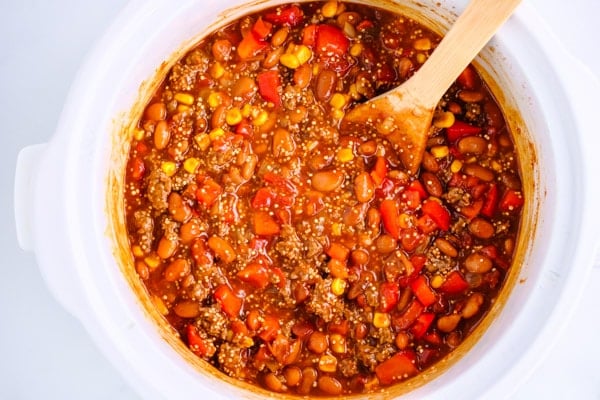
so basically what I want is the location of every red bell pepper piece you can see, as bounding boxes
[410,275,437,307]
[421,199,451,231]
[252,187,276,209]
[258,314,281,342]
[252,210,280,236]
[370,156,388,186]
[375,350,419,385]
[392,299,424,330]
[481,183,499,217]
[457,65,478,90]
[410,312,435,339]
[264,5,304,27]
[379,282,400,312]
[356,19,375,32]
[446,120,482,142]
[326,242,350,261]
[302,24,318,47]
[498,189,524,212]
[214,284,243,317]
[251,17,272,40]
[237,33,268,60]
[196,178,223,207]
[257,70,282,107]
[129,157,145,180]
[409,180,428,200]
[439,271,469,294]
[315,24,349,56]
[380,199,401,239]
[459,199,483,220]
[237,263,270,289]
[186,324,212,358]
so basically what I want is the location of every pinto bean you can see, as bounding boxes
[312,170,344,192]
[211,39,232,62]
[435,237,458,257]
[463,163,495,182]
[315,69,337,101]
[421,171,443,197]
[464,252,493,273]
[318,376,343,395]
[458,136,488,155]
[157,236,177,259]
[294,64,312,89]
[264,373,285,393]
[284,366,302,387]
[145,102,166,121]
[308,331,328,354]
[421,151,440,172]
[469,217,495,239]
[271,27,290,46]
[154,120,170,150]
[164,258,191,282]
[437,314,461,333]
[354,172,375,202]
[462,292,485,318]
[298,367,318,394]
[458,90,484,103]
[376,234,397,254]
[168,192,192,222]
[207,236,236,263]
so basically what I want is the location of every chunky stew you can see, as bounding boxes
[124,1,524,396]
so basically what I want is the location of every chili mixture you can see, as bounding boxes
[124,1,524,396]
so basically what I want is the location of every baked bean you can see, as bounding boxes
[211,105,227,129]
[308,331,328,354]
[437,314,461,333]
[464,252,493,273]
[271,27,289,47]
[264,373,285,393]
[337,11,360,26]
[164,259,191,282]
[294,63,312,89]
[312,170,344,192]
[153,120,170,150]
[211,39,232,62]
[435,237,458,257]
[135,260,149,280]
[273,128,296,157]
[398,57,413,79]
[207,236,236,263]
[231,76,257,100]
[446,331,462,347]
[293,282,310,303]
[241,154,258,180]
[421,171,443,197]
[168,192,192,223]
[354,172,375,202]
[298,367,318,395]
[504,237,515,254]
[421,151,440,172]
[448,101,462,114]
[315,69,337,101]
[173,300,200,318]
[354,323,368,340]
[469,217,495,239]
[498,133,513,148]
[145,102,166,121]
[375,234,397,254]
[458,90,484,103]
[484,100,504,129]
[284,366,302,387]
[395,331,410,349]
[358,140,377,156]
[180,219,202,244]
[463,163,495,182]
[157,236,177,259]
[366,207,381,229]
[246,309,262,331]
[351,249,369,266]
[458,136,487,155]
[462,292,485,318]
[318,376,343,395]
[263,47,284,68]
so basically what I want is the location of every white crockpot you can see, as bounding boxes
[14,0,600,398]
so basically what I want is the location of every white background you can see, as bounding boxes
[1,1,599,399]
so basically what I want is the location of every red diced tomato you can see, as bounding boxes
[186,324,211,357]
[439,271,469,294]
[237,33,268,59]
[315,24,349,56]
[252,210,281,236]
[410,275,437,307]
[237,263,270,289]
[498,189,524,212]
[457,65,478,90]
[258,315,280,341]
[196,178,223,207]
[252,187,276,208]
[423,331,442,345]
[252,17,272,39]
[370,156,388,186]
[380,199,401,239]
[214,284,243,317]
[481,183,499,217]
[421,199,451,231]
[446,120,482,142]
[460,199,483,220]
[257,70,282,107]
[399,228,423,252]
[235,118,253,137]
[379,282,400,312]
[302,24,318,46]
[410,312,435,339]
[326,242,350,261]
[408,180,427,200]
[356,19,375,32]
[392,299,424,330]
[129,157,145,180]
[375,350,419,385]
[402,188,422,210]
[416,214,438,234]
[264,5,304,26]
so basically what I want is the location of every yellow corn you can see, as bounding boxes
[225,107,243,126]
[176,104,190,113]
[239,336,254,348]
[330,93,347,109]
[491,160,502,172]
[207,92,223,108]
[331,278,347,296]
[210,61,225,79]
[413,37,432,51]
[295,45,312,65]
[416,53,427,64]
[131,245,144,258]
[321,0,338,18]
[331,109,345,120]
[252,110,269,126]
[350,43,363,57]
[433,111,455,128]
[241,103,253,118]
[450,159,463,173]
[337,148,354,163]
[161,161,177,177]
[431,145,449,158]
[144,254,161,269]
[399,213,413,229]
[373,312,391,328]
[280,53,300,69]
[318,354,338,372]
[209,127,225,141]
[152,295,169,316]
[174,92,194,106]
[431,275,444,289]
[348,84,360,100]
[133,128,145,141]
[331,222,342,236]
[183,157,200,174]
[194,133,211,151]
[312,64,320,76]
[329,333,346,354]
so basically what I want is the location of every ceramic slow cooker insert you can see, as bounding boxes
[14,0,600,398]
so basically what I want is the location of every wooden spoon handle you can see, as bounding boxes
[403,0,522,108]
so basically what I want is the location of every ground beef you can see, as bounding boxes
[168,63,205,92]
[339,357,359,378]
[146,169,172,211]
[197,305,230,340]
[133,209,154,253]
[217,342,249,378]
[444,187,470,207]
[425,246,454,274]
[306,278,345,322]
[275,225,303,261]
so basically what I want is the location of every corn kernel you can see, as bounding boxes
[337,148,354,163]
[330,93,347,109]
[491,160,502,172]
[152,295,169,315]
[330,333,346,354]
[430,145,449,158]
[240,336,254,348]
[373,312,391,328]
[431,275,444,289]
[131,245,144,258]
[161,161,177,177]
[350,43,363,57]
[331,109,345,120]
[280,53,300,69]
[331,278,347,296]
[433,111,455,128]
[413,37,432,51]
[209,127,225,141]
[194,133,211,151]
[331,222,342,236]
[318,354,338,372]
[133,128,145,141]
[252,110,269,126]
[321,0,338,18]
[176,104,191,113]
[210,61,225,79]
[174,92,194,105]
[225,107,243,126]
[294,45,312,65]
[451,160,463,173]
[144,254,161,269]
[348,84,360,100]
[416,53,427,64]
[399,213,413,229]
[183,157,200,174]
[241,103,253,118]
[207,92,223,108]
[312,64,320,76]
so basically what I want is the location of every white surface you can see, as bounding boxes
[1,1,599,399]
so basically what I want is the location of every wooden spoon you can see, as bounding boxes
[342,0,522,174]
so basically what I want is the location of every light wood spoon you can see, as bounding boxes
[342,0,522,174]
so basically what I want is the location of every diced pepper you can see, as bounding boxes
[237,263,270,289]
[410,312,435,339]
[370,156,388,186]
[498,189,524,212]
[410,275,437,307]
[214,284,243,317]
[237,33,268,60]
[257,70,282,107]
[446,120,482,142]
[416,214,438,235]
[326,242,350,261]
[379,282,400,312]
[252,210,281,236]
[402,188,422,210]
[252,17,273,39]
[258,315,280,341]
[252,187,277,209]
[408,180,428,200]
[264,5,304,26]
[457,65,478,90]
[380,199,401,239]
[315,24,349,56]
[392,299,424,330]
[356,19,375,32]
[302,24,318,46]
[129,157,145,180]
[421,199,451,231]
[439,271,469,294]
[196,178,223,207]
[375,350,419,385]
[460,199,483,220]
[481,183,499,217]
[186,324,212,358]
